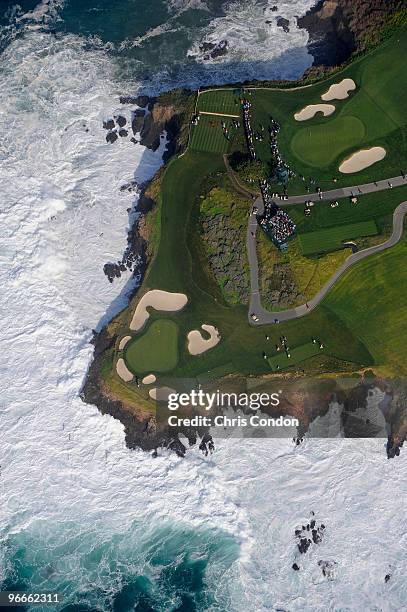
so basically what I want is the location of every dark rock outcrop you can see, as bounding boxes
[106,131,118,144]
[131,109,146,135]
[277,17,290,33]
[298,0,405,67]
[103,118,115,130]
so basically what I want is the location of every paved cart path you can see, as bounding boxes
[247,176,407,325]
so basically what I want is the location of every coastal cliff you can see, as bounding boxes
[298,0,406,67]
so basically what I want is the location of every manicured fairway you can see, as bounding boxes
[190,114,231,154]
[268,343,323,372]
[197,89,241,115]
[298,220,378,256]
[125,319,179,374]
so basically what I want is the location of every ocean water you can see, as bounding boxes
[1,1,407,611]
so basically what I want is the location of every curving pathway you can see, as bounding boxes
[247,196,407,325]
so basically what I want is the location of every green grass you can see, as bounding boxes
[190,114,234,154]
[288,185,407,233]
[268,342,323,372]
[197,89,242,115]
[125,319,179,374]
[323,234,407,373]
[291,116,366,167]
[249,28,407,189]
[298,220,378,256]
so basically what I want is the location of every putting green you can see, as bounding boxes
[291,116,366,167]
[125,319,179,374]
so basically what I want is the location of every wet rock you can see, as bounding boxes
[103,118,115,130]
[135,95,153,108]
[318,560,337,580]
[119,95,139,105]
[106,130,118,144]
[120,180,139,193]
[295,516,325,554]
[199,39,229,60]
[167,438,186,458]
[115,115,127,127]
[144,417,157,437]
[277,17,290,32]
[131,109,146,135]
[199,433,215,456]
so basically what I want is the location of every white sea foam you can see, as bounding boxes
[1,11,407,612]
[187,0,316,81]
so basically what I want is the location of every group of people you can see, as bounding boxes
[257,179,296,245]
[258,205,296,246]
[220,119,239,141]
[242,98,257,160]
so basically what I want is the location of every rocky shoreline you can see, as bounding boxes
[298,0,405,69]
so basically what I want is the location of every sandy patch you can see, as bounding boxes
[142,374,157,385]
[149,386,176,401]
[321,78,356,101]
[339,146,386,173]
[187,324,221,356]
[116,358,133,383]
[118,335,131,350]
[130,289,188,332]
[294,104,335,121]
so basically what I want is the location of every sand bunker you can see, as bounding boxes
[187,324,221,356]
[339,146,386,173]
[321,78,356,101]
[130,290,188,332]
[118,335,131,350]
[142,374,156,385]
[149,386,176,401]
[294,104,335,121]
[116,358,134,383]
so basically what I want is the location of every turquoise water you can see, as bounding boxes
[1,521,239,610]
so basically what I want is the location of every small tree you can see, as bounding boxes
[234,157,265,183]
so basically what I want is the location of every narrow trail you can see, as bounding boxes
[223,154,258,200]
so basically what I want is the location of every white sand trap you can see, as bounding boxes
[149,386,176,401]
[294,104,335,121]
[339,146,386,173]
[116,358,133,383]
[130,289,188,332]
[118,335,131,350]
[187,324,221,356]
[142,374,156,385]
[321,78,356,101]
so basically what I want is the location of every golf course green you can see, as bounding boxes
[125,320,179,374]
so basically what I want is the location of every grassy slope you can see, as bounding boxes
[298,220,378,255]
[323,232,407,374]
